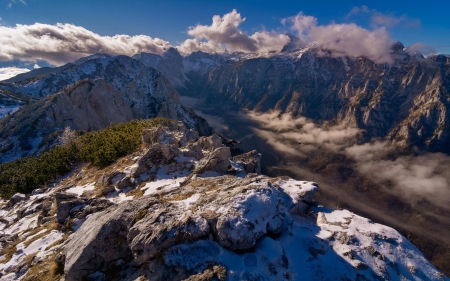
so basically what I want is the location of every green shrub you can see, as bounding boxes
[0,118,174,199]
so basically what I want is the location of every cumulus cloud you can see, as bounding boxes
[0,23,172,65]
[0,66,30,81]
[283,12,394,63]
[406,42,436,55]
[177,38,224,56]
[179,9,290,55]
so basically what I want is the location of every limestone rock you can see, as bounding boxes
[195,147,231,174]
[232,150,261,174]
[133,143,180,177]
[197,134,223,152]
[128,213,210,264]
[7,193,26,208]
[142,126,166,144]
[64,197,158,281]
[116,176,133,190]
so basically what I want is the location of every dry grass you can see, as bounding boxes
[126,186,145,198]
[161,192,195,202]
[134,209,148,224]
[21,252,63,281]
[57,151,141,199]
[189,179,221,192]
[0,244,18,264]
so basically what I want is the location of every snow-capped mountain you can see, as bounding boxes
[7,43,448,154]
[0,55,212,163]
[0,123,447,280]
[131,44,450,154]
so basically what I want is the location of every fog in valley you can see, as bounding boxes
[181,96,450,265]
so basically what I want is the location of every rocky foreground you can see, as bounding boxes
[0,123,448,281]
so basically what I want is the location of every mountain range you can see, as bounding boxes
[0,42,449,280]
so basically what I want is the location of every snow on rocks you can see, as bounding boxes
[1,123,448,280]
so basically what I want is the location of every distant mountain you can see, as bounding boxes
[129,44,450,153]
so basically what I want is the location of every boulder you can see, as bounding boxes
[95,172,125,188]
[185,142,203,160]
[7,193,27,208]
[116,176,133,190]
[64,197,158,281]
[195,147,231,174]
[142,125,166,144]
[55,192,78,206]
[57,199,87,223]
[133,143,180,177]
[128,213,210,264]
[215,186,284,250]
[185,129,199,143]
[232,150,261,174]
[196,134,223,151]
[101,185,115,195]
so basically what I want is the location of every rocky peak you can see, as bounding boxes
[390,41,405,53]
[0,123,447,280]
[0,55,213,163]
[133,49,188,88]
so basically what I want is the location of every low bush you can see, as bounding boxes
[0,118,173,199]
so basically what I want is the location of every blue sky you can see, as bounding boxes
[0,0,449,73]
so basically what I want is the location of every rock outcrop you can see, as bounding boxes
[0,124,448,281]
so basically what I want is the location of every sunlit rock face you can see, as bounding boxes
[135,46,450,153]
[0,55,212,163]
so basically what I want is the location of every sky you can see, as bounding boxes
[0,0,449,76]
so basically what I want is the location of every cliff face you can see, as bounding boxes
[130,46,450,153]
[0,56,212,163]
[189,51,449,152]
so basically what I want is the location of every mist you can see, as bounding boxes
[245,111,450,210]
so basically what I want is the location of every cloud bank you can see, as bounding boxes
[0,8,433,66]
[0,67,30,81]
[245,111,450,208]
[0,23,171,65]
[283,12,394,63]
[346,142,450,207]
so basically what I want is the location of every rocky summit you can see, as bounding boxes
[0,123,448,281]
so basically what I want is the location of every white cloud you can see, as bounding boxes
[244,111,450,208]
[177,38,224,56]
[346,142,450,206]
[7,0,26,9]
[347,5,421,29]
[371,13,404,28]
[406,42,436,55]
[179,9,290,55]
[0,66,29,81]
[0,23,172,65]
[283,12,394,63]
[246,111,361,151]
